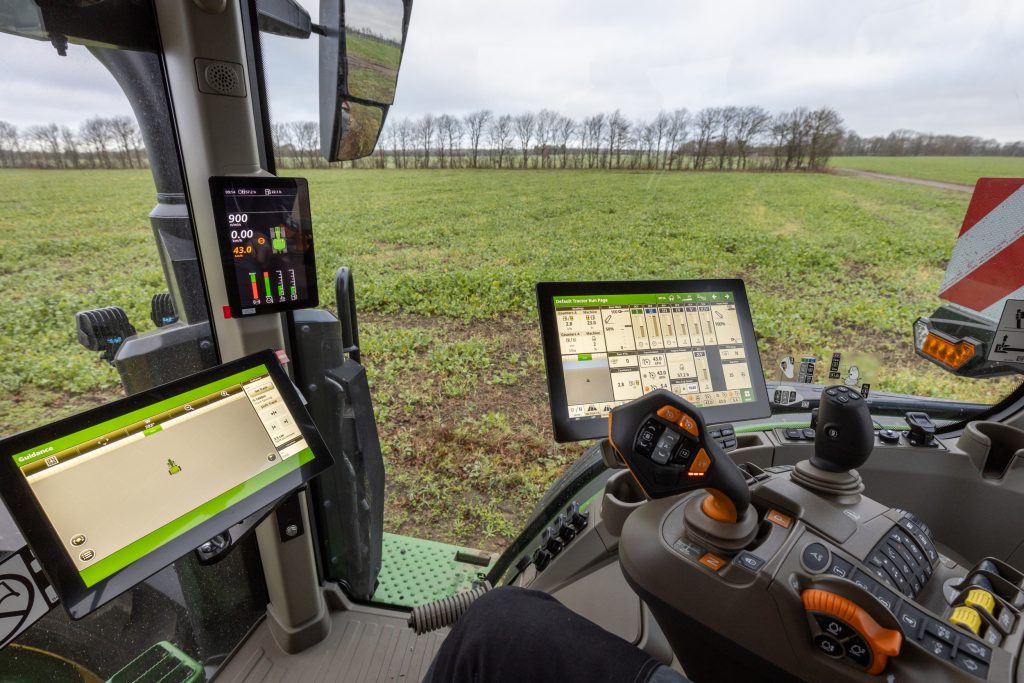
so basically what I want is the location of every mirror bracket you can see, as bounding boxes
[256,0,312,39]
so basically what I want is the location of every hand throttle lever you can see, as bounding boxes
[608,389,750,523]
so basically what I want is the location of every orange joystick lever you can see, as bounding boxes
[608,389,750,520]
[802,589,902,675]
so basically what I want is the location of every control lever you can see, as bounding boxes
[811,385,875,473]
[608,389,750,523]
[904,412,936,447]
[791,385,874,498]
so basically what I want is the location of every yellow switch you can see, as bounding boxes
[964,588,997,617]
[950,606,983,635]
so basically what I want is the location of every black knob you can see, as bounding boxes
[567,502,588,532]
[533,548,553,572]
[556,514,576,543]
[515,554,532,573]
[966,573,994,593]
[878,429,900,444]
[542,527,563,555]
[904,412,936,446]
[811,385,875,472]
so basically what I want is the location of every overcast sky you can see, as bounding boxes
[0,0,1021,140]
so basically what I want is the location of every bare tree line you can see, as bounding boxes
[271,106,1021,171]
[0,116,146,169]
[276,106,848,171]
[840,129,1024,157]
[273,107,1024,171]
[4,108,1021,172]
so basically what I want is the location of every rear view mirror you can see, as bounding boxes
[319,0,412,162]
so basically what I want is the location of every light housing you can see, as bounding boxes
[914,318,978,370]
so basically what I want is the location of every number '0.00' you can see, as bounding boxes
[231,229,254,239]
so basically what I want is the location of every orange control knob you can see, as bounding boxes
[802,589,902,675]
[701,489,738,523]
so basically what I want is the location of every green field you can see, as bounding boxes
[0,168,1018,548]
[346,31,402,69]
[345,31,401,103]
[831,156,1024,186]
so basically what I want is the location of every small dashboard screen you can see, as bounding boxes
[538,280,771,441]
[0,351,332,618]
[210,176,318,317]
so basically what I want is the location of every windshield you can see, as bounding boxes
[2,0,1022,568]
[257,0,1024,552]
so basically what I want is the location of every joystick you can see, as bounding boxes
[811,385,875,472]
[793,385,875,499]
[608,389,757,551]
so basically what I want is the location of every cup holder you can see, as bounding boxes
[958,421,1024,480]
[601,470,647,537]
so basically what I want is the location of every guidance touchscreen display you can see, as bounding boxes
[0,352,332,618]
[538,280,771,441]
[12,364,311,587]
[210,176,318,317]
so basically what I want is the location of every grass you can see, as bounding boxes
[831,156,1024,186]
[0,168,1019,549]
[346,31,402,70]
[338,103,385,159]
[346,31,400,103]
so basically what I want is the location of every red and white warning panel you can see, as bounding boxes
[939,178,1024,322]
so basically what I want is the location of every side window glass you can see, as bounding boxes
[0,32,265,682]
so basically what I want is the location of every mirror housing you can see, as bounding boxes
[319,0,412,162]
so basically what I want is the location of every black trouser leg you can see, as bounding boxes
[422,586,676,683]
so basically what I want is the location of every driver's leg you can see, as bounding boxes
[422,586,686,683]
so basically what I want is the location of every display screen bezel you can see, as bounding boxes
[209,176,319,317]
[537,279,772,442]
[0,350,333,619]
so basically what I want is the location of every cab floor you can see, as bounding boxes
[214,589,446,683]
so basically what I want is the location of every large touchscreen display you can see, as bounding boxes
[10,363,314,588]
[554,291,757,416]
[210,176,318,317]
[538,281,771,441]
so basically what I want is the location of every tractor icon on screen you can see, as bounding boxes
[271,227,287,254]
[167,459,182,475]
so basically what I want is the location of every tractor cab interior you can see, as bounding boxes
[2,2,1024,683]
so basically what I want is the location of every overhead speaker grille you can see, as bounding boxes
[194,59,246,98]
